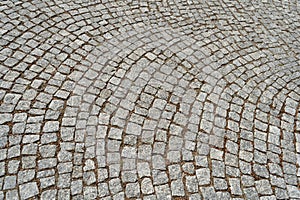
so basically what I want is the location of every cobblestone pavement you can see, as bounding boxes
[0,0,300,199]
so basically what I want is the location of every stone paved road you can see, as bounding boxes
[0,0,300,199]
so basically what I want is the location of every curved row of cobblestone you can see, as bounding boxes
[0,0,299,199]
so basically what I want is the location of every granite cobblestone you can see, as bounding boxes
[0,0,300,199]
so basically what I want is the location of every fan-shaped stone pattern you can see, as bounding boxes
[63,27,206,199]
[0,0,300,199]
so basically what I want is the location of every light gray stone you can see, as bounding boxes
[19,182,39,199]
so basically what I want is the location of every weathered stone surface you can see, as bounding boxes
[1,0,299,199]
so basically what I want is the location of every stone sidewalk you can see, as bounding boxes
[0,0,300,199]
